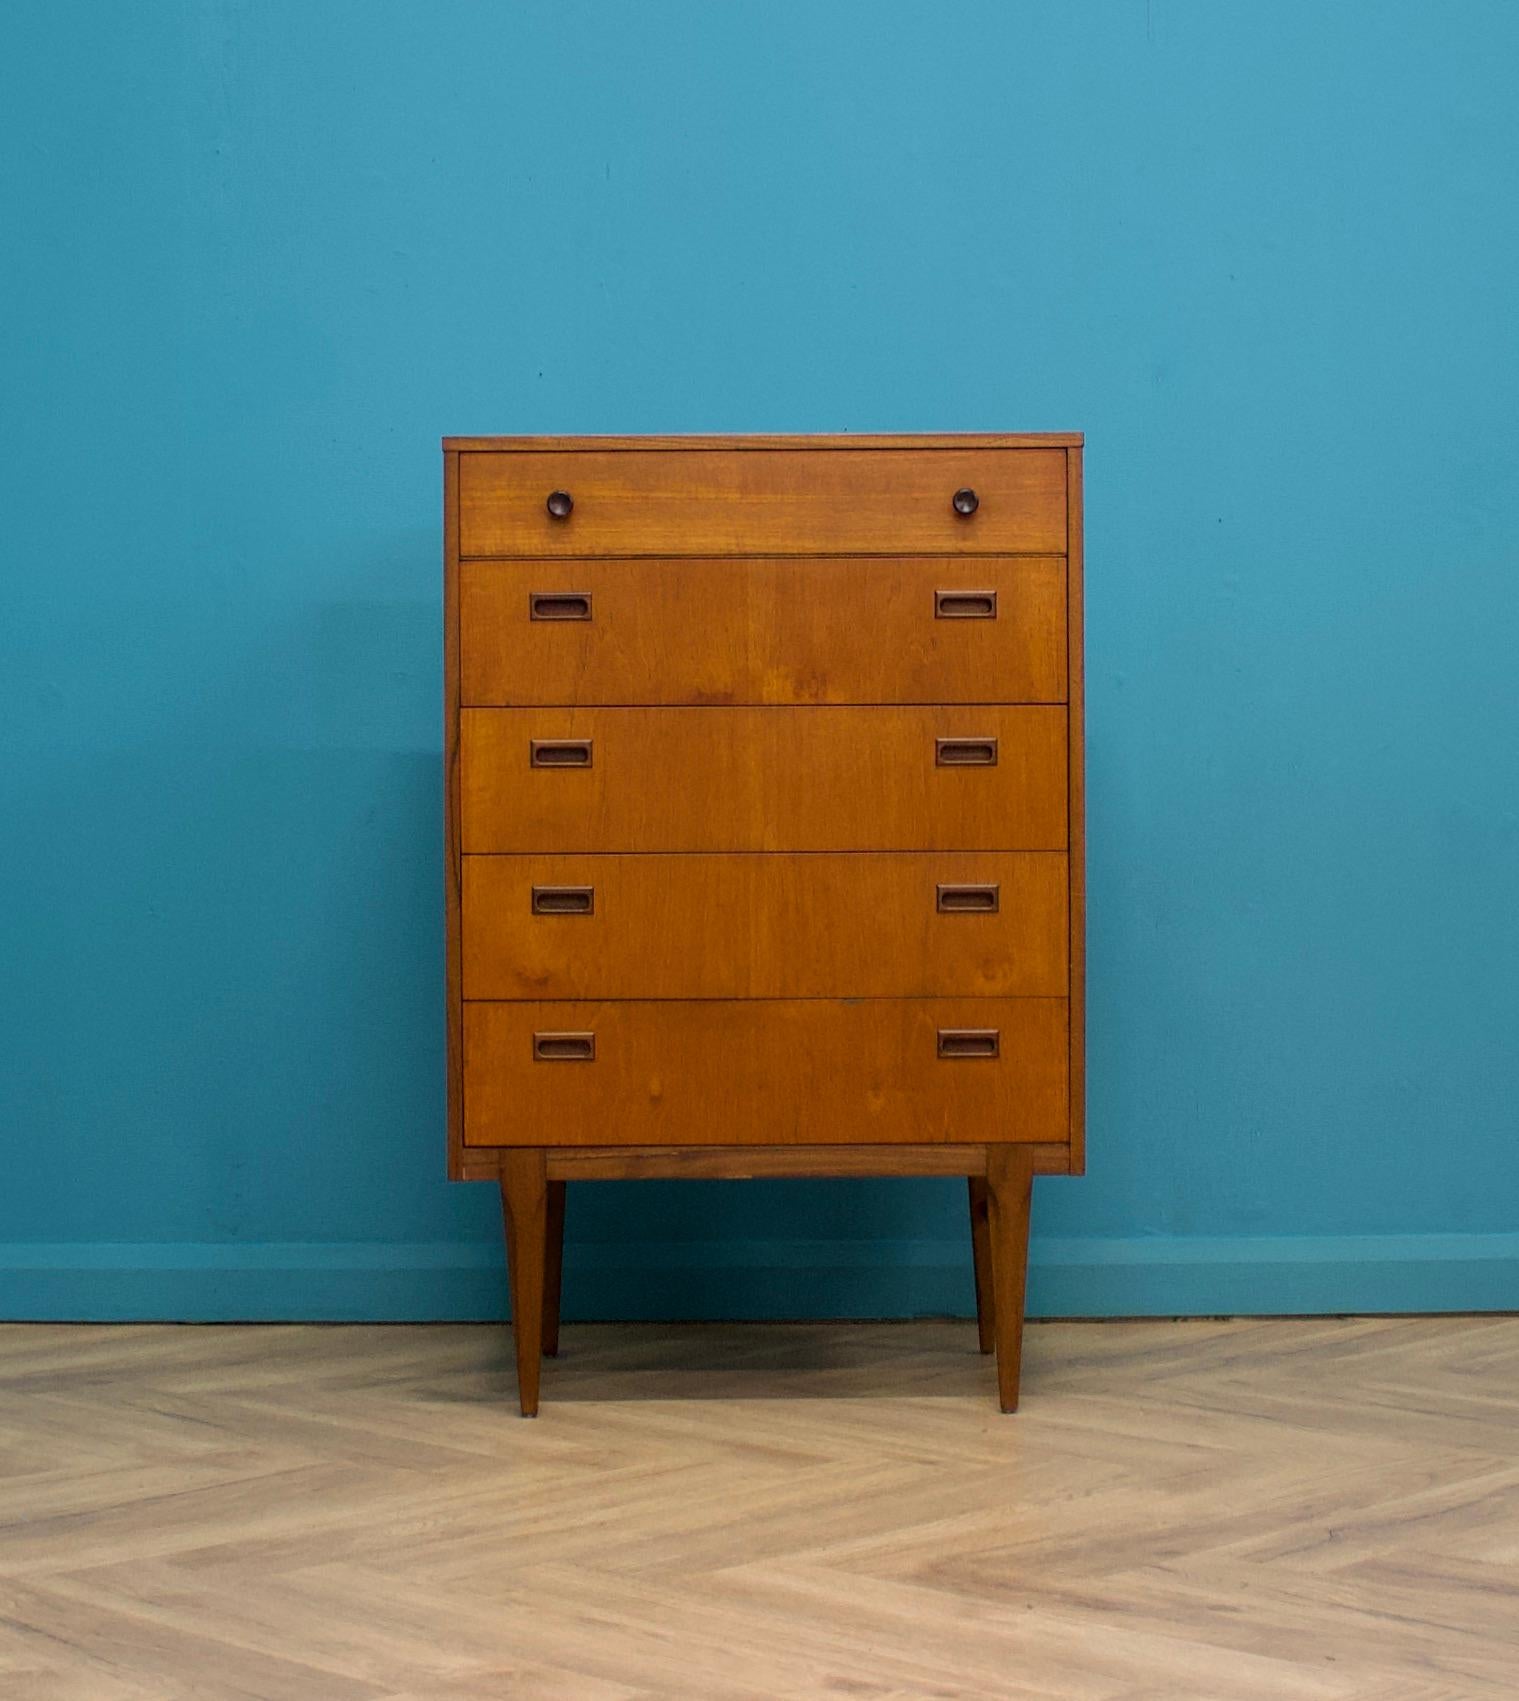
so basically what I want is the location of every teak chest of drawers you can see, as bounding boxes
[443,432,1085,1414]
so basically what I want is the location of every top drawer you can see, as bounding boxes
[457,447,1067,558]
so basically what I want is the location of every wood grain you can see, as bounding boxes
[542,1179,566,1360]
[498,1151,546,1416]
[444,431,1084,1412]
[985,1143,1036,1411]
[538,1143,1073,1179]
[458,447,1067,557]
[5,1316,1517,1699]
[460,555,1067,705]
[443,449,464,1180]
[462,851,1068,1000]
[453,1143,1072,1179]
[967,1176,995,1354]
[460,705,1068,853]
[1066,443,1087,1176]
[462,998,1068,1148]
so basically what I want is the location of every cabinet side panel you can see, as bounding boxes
[1066,445,1086,1175]
[445,448,465,1178]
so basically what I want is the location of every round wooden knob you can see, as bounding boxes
[952,488,979,517]
[546,490,574,519]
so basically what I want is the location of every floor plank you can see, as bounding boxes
[1,1318,1516,1698]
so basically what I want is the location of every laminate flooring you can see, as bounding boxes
[1,1317,1515,1698]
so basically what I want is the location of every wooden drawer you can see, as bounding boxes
[460,556,1067,706]
[463,998,1069,1147]
[462,852,1067,1000]
[459,705,1068,852]
[458,447,1067,557]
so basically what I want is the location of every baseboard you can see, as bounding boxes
[1,1233,1516,1321]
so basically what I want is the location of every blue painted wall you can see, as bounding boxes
[3,1,1517,1321]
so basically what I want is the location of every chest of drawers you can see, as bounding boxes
[443,433,1085,1414]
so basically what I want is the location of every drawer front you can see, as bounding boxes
[460,706,1068,852]
[460,556,1067,706]
[462,852,1067,1000]
[463,998,1069,1147]
[458,448,1067,557]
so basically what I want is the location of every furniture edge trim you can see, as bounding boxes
[455,1143,1072,1181]
[445,448,465,1181]
[443,432,1085,452]
[1065,443,1086,1176]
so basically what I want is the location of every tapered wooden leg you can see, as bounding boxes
[967,1176,995,1355]
[499,1150,547,1416]
[543,1179,566,1359]
[984,1144,1036,1413]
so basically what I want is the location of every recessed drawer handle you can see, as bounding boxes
[530,591,592,621]
[938,1028,1000,1060]
[935,589,997,620]
[936,883,1000,914]
[531,885,594,916]
[530,738,593,768]
[533,1031,595,1062]
[935,736,998,767]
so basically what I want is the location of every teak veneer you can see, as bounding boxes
[443,432,1085,1413]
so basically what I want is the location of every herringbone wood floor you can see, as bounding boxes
[1,1318,1516,1699]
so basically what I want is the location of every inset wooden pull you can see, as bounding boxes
[529,591,592,621]
[936,883,1000,914]
[530,738,593,768]
[533,1031,595,1062]
[531,885,594,916]
[938,1028,1000,1059]
[935,589,997,620]
[935,736,998,767]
